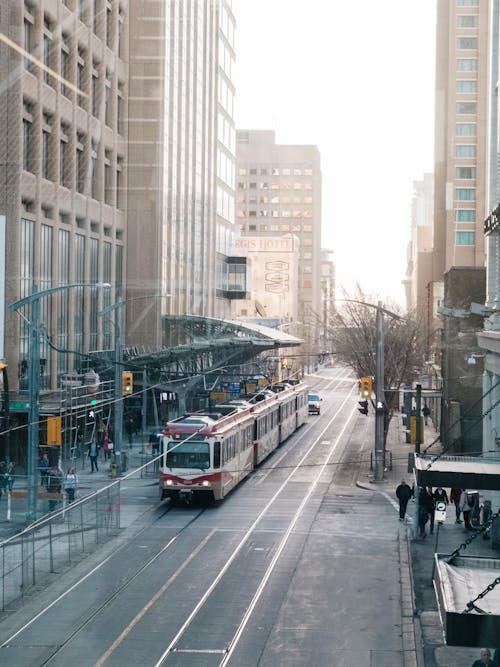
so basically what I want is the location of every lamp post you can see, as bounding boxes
[8,281,110,523]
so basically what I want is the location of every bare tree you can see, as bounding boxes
[325,287,426,447]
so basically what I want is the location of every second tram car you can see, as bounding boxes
[159,381,309,502]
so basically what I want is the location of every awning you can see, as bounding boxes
[414,455,500,491]
[434,554,500,646]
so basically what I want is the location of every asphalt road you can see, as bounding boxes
[0,366,411,666]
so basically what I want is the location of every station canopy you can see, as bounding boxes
[414,454,500,491]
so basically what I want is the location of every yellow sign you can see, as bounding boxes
[409,416,424,444]
[258,378,268,386]
[210,392,227,401]
[47,416,62,446]
[246,383,257,393]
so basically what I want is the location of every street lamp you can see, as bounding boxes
[8,282,110,523]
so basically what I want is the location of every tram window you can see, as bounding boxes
[214,441,221,468]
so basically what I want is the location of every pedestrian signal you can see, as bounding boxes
[358,400,369,415]
[122,371,133,395]
[360,376,372,398]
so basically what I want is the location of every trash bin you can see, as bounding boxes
[121,451,128,472]
[110,462,117,478]
[405,430,411,444]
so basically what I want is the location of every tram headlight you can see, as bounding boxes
[202,480,210,487]
[166,479,173,486]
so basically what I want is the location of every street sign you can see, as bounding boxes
[10,401,29,409]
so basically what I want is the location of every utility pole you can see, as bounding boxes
[113,297,123,475]
[374,301,385,481]
[415,383,422,454]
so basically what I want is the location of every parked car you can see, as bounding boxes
[308,393,322,415]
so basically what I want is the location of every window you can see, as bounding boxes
[22,102,33,173]
[90,141,99,199]
[456,123,476,136]
[271,167,279,176]
[23,15,33,72]
[457,80,477,93]
[457,15,477,27]
[118,5,125,57]
[457,37,477,49]
[249,168,257,175]
[104,69,112,126]
[457,59,477,71]
[61,35,71,97]
[106,4,113,48]
[455,187,475,201]
[117,81,124,133]
[104,149,113,205]
[456,144,476,158]
[42,16,53,85]
[238,168,247,176]
[456,231,475,245]
[60,123,70,187]
[455,209,475,222]
[41,114,52,179]
[76,132,85,193]
[92,60,99,117]
[455,166,475,179]
[457,0,478,5]
[457,101,476,114]
[77,47,85,107]
[116,156,124,208]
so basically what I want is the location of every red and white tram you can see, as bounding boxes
[159,380,309,502]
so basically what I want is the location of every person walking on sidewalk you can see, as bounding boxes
[418,487,434,538]
[88,436,99,473]
[427,487,436,534]
[422,404,430,425]
[471,647,499,666]
[395,478,413,521]
[64,467,78,503]
[450,487,462,523]
[460,489,474,531]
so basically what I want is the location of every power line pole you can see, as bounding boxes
[374,301,385,481]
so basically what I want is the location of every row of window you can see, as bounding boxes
[240,225,314,241]
[237,196,314,204]
[238,167,314,177]
[24,5,126,132]
[237,210,313,220]
[238,182,314,191]
[22,101,124,208]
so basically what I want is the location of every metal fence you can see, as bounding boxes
[0,480,120,612]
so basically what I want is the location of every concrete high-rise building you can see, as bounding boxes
[431,0,489,283]
[404,173,434,319]
[126,0,239,344]
[0,0,129,392]
[235,130,322,326]
[0,0,240,393]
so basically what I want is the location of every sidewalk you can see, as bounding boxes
[358,411,499,667]
[0,434,157,541]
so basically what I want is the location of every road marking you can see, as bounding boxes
[92,530,216,667]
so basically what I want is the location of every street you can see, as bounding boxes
[0,367,412,666]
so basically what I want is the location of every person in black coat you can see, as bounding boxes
[418,487,435,538]
[395,479,413,521]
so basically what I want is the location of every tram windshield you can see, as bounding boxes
[166,440,210,469]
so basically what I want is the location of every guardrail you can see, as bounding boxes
[0,480,120,612]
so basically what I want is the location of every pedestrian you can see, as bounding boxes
[427,486,436,534]
[6,461,15,492]
[433,486,449,505]
[46,467,62,511]
[450,487,462,523]
[0,461,6,499]
[418,487,434,538]
[395,478,413,521]
[64,467,78,503]
[422,404,431,425]
[39,452,50,488]
[471,647,499,666]
[88,436,99,472]
[460,489,474,531]
[102,429,111,461]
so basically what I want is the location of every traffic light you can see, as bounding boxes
[358,400,369,415]
[360,376,373,399]
[122,371,133,395]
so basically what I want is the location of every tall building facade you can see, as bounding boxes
[431,0,489,283]
[126,0,238,343]
[235,130,322,326]
[404,173,434,319]
[0,0,240,394]
[0,0,128,392]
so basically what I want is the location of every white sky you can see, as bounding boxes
[232,0,437,307]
